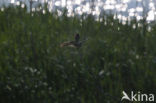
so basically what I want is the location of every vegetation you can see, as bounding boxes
[0,4,156,103]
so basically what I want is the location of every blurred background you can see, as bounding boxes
[0,0,156,103]
[1,0,156,22]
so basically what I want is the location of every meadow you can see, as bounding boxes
[0,4,156,103]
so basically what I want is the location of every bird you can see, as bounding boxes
[60,33,87,48]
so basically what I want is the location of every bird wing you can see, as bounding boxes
[60,41,75,47]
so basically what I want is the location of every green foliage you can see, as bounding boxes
[0,5,156,103]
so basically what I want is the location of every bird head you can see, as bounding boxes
[75,33,80,42]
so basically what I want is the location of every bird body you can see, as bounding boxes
[60,34,86,48]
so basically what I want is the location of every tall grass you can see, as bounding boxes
[0,5,156,103]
